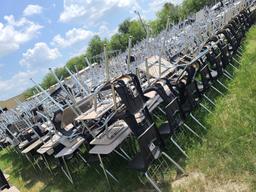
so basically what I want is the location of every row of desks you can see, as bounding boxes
[17,55,177,171]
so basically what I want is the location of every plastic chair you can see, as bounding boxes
[128,123,185,192]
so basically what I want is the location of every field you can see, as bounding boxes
[1,26,256,192]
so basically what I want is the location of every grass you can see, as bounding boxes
[178,26,256,191]
[1,26,256,192]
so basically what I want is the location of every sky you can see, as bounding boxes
[0,0,183,101]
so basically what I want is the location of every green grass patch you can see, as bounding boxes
[180,26,256,191]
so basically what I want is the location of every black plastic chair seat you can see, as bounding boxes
[128,152,150,172]
[181,102,192,113]
[159,122,172,135]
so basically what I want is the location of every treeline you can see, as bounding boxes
[24,0,215,98]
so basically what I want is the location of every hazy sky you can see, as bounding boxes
[0,0,183,100]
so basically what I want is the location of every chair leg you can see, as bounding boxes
[119,147,132,160]
[62,157,74,184]
[203,94,216,106]
[189,113,207,131]
[223,71,233,80]
[170,137,189,158]
[162,152,185,174]
[210,85,224,96]
[217,80,229,90]
[42,154,53,175]
[199,103,213,114]
[145,172,162,192]
[25,154,37,171]
[77,151,91,167]
[183,123,202,139]
[114,149,129,160]
[236,49,243,56]
[229,62,239,70]
[238,46,244,52]
[157,106,166,116]
[105,168,119,183]
[98,154,119,184]
[233,57,241,66]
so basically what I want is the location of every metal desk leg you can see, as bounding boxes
[33,155,42,171]
[114,149,128,160]
[25,154,37,171]
[98,154,111,187]
[119,147,131,160]
[61,157,73,184]
[42,154,53,175]
[77,151,90,167]
[97,154,119,183]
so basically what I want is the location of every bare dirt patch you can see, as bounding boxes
[172,172,249,192]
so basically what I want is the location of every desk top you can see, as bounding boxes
[138,56,175,78]
[18,140,30,149]
[75,102,114,121]
[90,121,128,145]
[64,123,74,131]
[37,134,62,154]
[40,121,53,131]
[21,135,50,154]
[54,137,85,158]
[89,128,131,155]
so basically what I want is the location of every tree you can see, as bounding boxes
[65,54,86,72]
[23,86,38,99]
[128,20,146,44]
[180,0,215,17]
[150,3,179,34]
[118,19,131,34]
[86,35,108,62]
[109,33,129,52]
[41,72,57,90]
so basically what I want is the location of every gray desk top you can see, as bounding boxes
[89,128,131,155]
[75,102,114,121]
[54,137,85,158]
[21,135,50,154]
[37,134,62,154]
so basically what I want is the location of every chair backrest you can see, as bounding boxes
[241,9,252,26]
[185,65,197,85]
[206,45,223,76]
[185,81,200,109]
[32,125,44,137]
[218,28,237,52]
[137,123,163,171]
[75,98,93,113]
[61,106,76,128]
[52,109,75,136]
[217,34,230,67]
[145,83,173,105]
[5,126,14,140]
[7,124,19,134]
[165,97,184,133]
[224,25,239,49]
[120,111,143,137]
[52,110,63,132]
[199,59,212,91]
[229,19,243,41]
[114,74,145,115]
